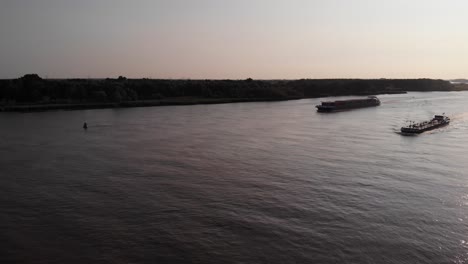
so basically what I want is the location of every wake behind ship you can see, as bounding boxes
[316,96,380,112]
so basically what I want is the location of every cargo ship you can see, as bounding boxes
[400,115,450,134]
[316,96,380,112]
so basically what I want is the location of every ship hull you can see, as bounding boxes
[401,122,449,134]
[317,105,378,113]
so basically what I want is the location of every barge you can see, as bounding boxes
[316,96,380,112]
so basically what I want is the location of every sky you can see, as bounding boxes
[1,0,468,79]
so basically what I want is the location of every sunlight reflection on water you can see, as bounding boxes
[1,91,468,263]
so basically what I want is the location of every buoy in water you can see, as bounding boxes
[83,122,88,129]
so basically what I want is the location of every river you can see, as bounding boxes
[1,91,468,263]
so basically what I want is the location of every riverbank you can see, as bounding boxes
[0,97,301,112]
[0,92,411,112]
[1,75,464,112]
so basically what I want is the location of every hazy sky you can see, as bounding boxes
[1,0,468,79]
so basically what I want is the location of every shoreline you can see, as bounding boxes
[4,75,467,113]
[0,91,409,112]
[0,97,297,112]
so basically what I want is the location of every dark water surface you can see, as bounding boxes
[2,92,468,263]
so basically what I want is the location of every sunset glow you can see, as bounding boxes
[1,0,468,79]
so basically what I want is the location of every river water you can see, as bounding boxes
[1,91,468,263]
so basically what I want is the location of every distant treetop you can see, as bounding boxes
[21,74,42,81]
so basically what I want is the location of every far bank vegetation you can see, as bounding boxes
[0,74,461,110]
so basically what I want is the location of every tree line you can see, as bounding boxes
[0,74,455,105]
